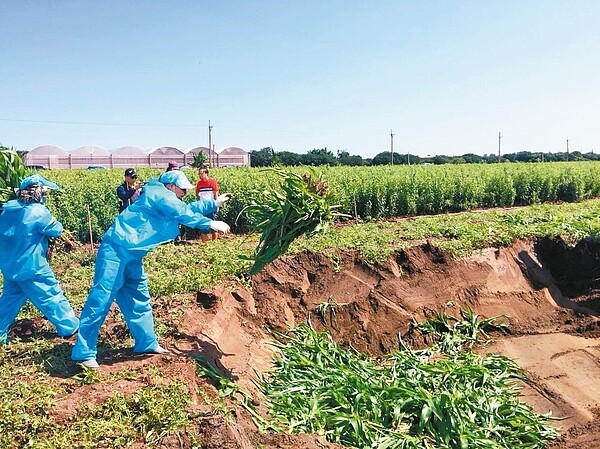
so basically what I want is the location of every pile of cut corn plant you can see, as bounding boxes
[258,318,558,449]
[240,167,343,275]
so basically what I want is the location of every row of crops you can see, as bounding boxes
[39,161,600,242]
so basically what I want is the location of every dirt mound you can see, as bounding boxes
[49,237,600,447]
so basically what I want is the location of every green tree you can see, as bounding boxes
[570,151,584,161]
[433,155,452,165]
[276,151,302,166]
[190,151,208,168]
[249,147,275,167]
[462,153,485,164]
[371,151,404,165]
[337,150,364,166]
[347,155,365,166]
[301,148,338,166]
[337,150,351,164]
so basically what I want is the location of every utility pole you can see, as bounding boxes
[390,130,394,165]
[208,120,213,154]
[498,132,502,163]
[566,138,569,161]
[407,151,410,165]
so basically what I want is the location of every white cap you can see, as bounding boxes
[159,170,194,189]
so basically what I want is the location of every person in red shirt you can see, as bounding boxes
[195,166,219,241]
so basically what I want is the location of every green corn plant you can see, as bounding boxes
[411,307,509,354]
[0,146,25,209]
[316,298,348,328]
[192,355,275,431]
[239,167,346,275]
[259,323,557,448]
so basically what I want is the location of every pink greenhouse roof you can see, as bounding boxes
[111,146,146,156]
[185,146,217,156]
[147,146,184,155]
[219,146,247,155]
[71,146,109,156]
[28,145,67,155]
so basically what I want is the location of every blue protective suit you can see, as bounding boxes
[0,199,79,343]
[72,179,216,361]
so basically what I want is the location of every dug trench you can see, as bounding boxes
[47,236,600,448]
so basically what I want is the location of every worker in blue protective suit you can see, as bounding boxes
[0,174,80,343]
[71,170,232,369]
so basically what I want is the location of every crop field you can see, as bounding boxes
[2,162,600,448]
[41,161,600,241]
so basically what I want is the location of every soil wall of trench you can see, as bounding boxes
[192,237,600,448]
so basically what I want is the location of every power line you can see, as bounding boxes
[0,117,207,127]
[0,117,351,138]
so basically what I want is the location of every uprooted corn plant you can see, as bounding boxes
[239,167,345,275]
[250,313,558,449]
[0,147,25,208]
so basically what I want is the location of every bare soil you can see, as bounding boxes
[32,237,600,448]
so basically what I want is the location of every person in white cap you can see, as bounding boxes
[0,174,79,343]
[72,170,231,369]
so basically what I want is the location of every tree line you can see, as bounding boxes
[249,147,600,167]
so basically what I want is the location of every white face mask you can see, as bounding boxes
[41,186,49,203]
[18,185,49,204]
[166,184,186,199]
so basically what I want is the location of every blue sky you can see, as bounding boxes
[1,1,599,158]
